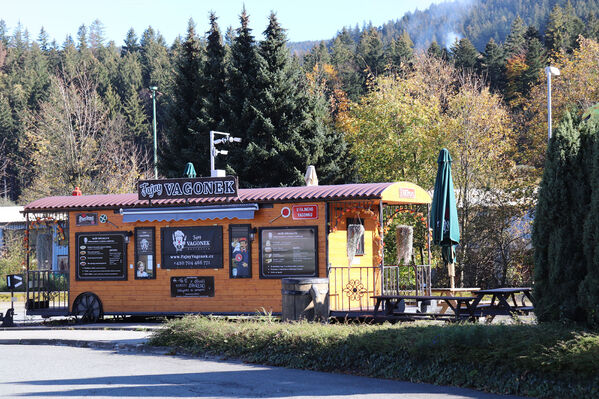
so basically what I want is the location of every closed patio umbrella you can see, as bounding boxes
[430,148,460,289]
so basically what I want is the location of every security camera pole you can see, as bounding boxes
[210,131,242,177]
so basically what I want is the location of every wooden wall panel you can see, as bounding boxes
[68,203,327,314]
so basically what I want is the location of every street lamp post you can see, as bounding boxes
[545,66,560,142]
[150,86,158,178]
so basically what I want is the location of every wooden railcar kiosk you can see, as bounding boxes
[23,178,431,320]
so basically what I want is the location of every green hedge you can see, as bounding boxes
[149,317,599,398]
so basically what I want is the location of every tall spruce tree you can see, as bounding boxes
[233,12,324,187]
[481,38,506,93]
[200,13,226,131]
[161,19,204,177]
[451,37,479,71]
[533,114,590,323]
[504,16,527,58]
[221,8,261,178]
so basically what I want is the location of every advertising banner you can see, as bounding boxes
[161,226,223,269]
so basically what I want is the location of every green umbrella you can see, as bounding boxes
[184,162,197,178]
[430,148,460,288]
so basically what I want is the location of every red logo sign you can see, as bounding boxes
[292,205,318,220]
[399,188,415,199]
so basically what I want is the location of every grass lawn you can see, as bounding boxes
[149,316,599,398]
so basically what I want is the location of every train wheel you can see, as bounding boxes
[72,292,103,323]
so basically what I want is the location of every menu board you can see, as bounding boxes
[259,227,318,278]
[76,233,127,280]
[161,226,223,269]
[170,276,215,297]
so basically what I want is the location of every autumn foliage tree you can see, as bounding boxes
[22,68,147,200]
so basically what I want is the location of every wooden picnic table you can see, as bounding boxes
[470,287,534,321]
[372,287,534,323]
[372,294,479,322]
[431,288,480,314]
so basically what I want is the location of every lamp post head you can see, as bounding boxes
[149,86,158,91]
[545,66,560,76]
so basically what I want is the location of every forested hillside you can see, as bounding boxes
[291,0,599,52]
[2,0,599,287]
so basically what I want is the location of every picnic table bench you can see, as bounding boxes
[372,295,480,322]
[372,287,534,323]
[470,287,534,321]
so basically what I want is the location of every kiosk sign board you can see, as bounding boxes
[259,227,318,278]
[170,276,215,297]
[161,226,223,269]
[138,176,238,200]
[76,233,127,280]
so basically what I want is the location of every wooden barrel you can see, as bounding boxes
[281,278,329,322]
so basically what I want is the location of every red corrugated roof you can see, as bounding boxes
[23,183,395,212]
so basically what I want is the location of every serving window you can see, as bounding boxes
[135,227,155,279]
[259,226,318,279]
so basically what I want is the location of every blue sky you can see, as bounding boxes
[1,0,445,45]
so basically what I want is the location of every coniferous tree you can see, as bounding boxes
[533,114,590,323]
[451,37,479,71]
[122,28,139,55]
[356,27,385,89]
[480,38,506,92]
[581,118,599,328]
[330,28,361,100]
[221,8,261,178]
[302,41,330,72]
[388,31,413,74]
[161,19,204,177]
[427,41,444,59]
[504,16,527,58]
[201,13,226,130]
[520,28,546,97]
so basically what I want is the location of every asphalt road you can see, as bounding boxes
[0,344,524,399]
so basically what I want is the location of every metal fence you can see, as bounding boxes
[382,264,432,296]
[26,270,69,311]
[328,265,379,311]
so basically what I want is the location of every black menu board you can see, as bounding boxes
[259,227,318,278]
[76,232,127,280]
[161,226,223,269]
[170,276,215,297]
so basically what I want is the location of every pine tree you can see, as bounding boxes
[161,19,204,177]
[201,13,226,130]
[221,8,261,178]
[302,41,330,72]
[520,28,546,97]
[533,114,590,323]
[356,27,385,89]
[331,28,360,100]
[388,31,413,74]
[504,16,527,58]
[451,37,479,71]
[234,12,339,187]
[427,41,444,59]
[480,38,506,93]
[122,28,139,55]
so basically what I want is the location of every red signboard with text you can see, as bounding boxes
[292,205,318,220]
